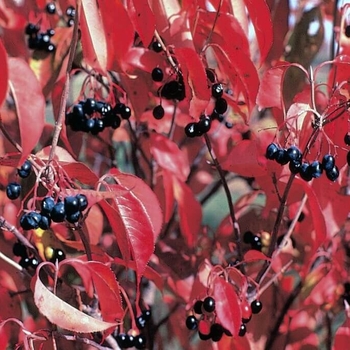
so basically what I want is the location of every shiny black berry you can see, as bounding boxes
[84,98,97,114]
[66,6,76,17]
[211,83,224,99]
[299,163,313,182]
[197,115,211,134]
[151,41,162,52]
[25,23,40,35]
[265,143,279,160]
[275,149,289,165]
[251,235,262,251]
[120,106,132,120]
[186,315,198,330]
[66,211,81,223]
[309,160,323,178]
[238,323,247,336]
[243,231,254,244]
[152,105,165,120]
[51,202,66,222]
[29,257,39,269]
[6,182,21,200]
[134,334,146,349]
[143,309,151,321]
[215,97,228,114]
[203,296,215,313]
[13,242,27,258]
[41,196,55,215]
[39,215,51,230]
[251,300,263,314]
[20,212,41,230]
[326,166,339,181]
[64,196,79,214]
[136,315,146,329]
[116,333,134,348]
[287,146,302,162]
[344,133,350,145]
[184,122,199,138]
[19,257,31,269]
[347,151,350,167]
[50,248,66,263]
[18,160,32,178]
[151,67,164,82]
[289,160,301,174]
[193,300,203,314]
[46,3,56,14]
[67,18,74,27]
[210,323,224,342]
[46,28,55,37]
[345,25,350,38]
[76,194,88,211]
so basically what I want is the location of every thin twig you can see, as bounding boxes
[203,134,243,261]
[76,226,92,261]
[48,0,81,162]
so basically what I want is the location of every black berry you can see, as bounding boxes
[20,212,41,230]
[265,143,279,160]
[184,122,199,138]
[238,323,247,336]
[46,3,56,14]
[50,248,66,263]
[64,196,79,214]
[13,242,27,258]
[161,80,185,100]
[18,160,32,178]
[275,149,289,165]
[215,97,228,114]
[348,151,350,166]
[210,323,224,342]
[243,231,254,244]
[66,6,76,17]
[151,41,162,52]
[286,146,302,162]
[76,194,88,211]
[152,105,165,120]
[134,334,146,349]
[41,196,55,215]
[136,315,146,329]
[39,215,51,230]
[251,235,262,251]
[193,300,203,314]
[142,309,151,321]
[211,83,224,98]
[344,133,350,145]
[51,202,66,222]
[251,300,263,314]
[309,160,323,178]
[197,115,211,134]
[203,296,215,313]
[29,257,39,269]
[299,163,313,182]
[345,25,350,38]
[322,154,335,171]
[67,18,75,27]
[19,257,31,269]
[289,160,302,174]
[186,315,198,330]
[6,182,21,200]
[66,211,81,223]
[326,166,339,181]
[151,67,164,82]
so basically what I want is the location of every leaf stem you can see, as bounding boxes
[48,0,81,162]
[203,134,243,261]
[76,226,92,261]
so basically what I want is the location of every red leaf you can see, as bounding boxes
[212,276,242,336]
[80,0,108,73]
[0,39,8,108]
[33,263,118,332]
[162,169,175,223]
[149,132,190,181]
[62,260,124,322]
[244,250,271,262]
[172,174,202,247]
[256,62,308,109]
[174,47,211,118]
[114,257,164,291]
[8,58,45,165]
[62,162,99,187]
[98,0,134,72]
[243,0,273,64]
[221,140,267,177]
[212,46,259,111]
[109,168,163,239]
[127,0,155,47]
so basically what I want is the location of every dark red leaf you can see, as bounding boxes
[98,0,134,72]
[109,168,163,240]
[174,47,211,118]
[243,0,273,64]
[0,39,8,108]
[80,0,108,73]
[8,58,45,165]
[221,140,267,177]
[162,169,175,223]
[172,174,202,247]
[244,250,271,262]
[127,0,155,47]
[149,132,190,182]
[212,276,242,337]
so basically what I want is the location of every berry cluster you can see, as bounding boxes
[12,241,39,270]
[160,79,185,101]
[265,143,340,182]
[185,115,212,138]
[243,231,262,251]
[114,309,151,349]
[65,6,76,27]
[6,161,32,200]
[20,194,88,230]
[186,296,234,342]
[66,99,131,134]
[25,23,55,52]
[238,299,263,337]
[211,83,228,115]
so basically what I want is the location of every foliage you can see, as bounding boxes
[0,0,349,349]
